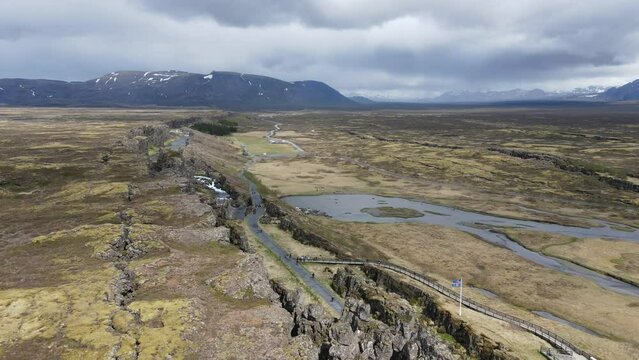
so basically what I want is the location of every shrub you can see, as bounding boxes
[191,122,235,136]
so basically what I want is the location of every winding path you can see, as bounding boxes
[238,123,600,358]
[246,182,343,313]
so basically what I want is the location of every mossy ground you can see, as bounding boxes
[0,108,308,359]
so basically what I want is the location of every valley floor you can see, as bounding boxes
[0,109,317,359]
[235,107,639,359]
[3,106,639,360]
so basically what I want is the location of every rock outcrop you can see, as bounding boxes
[271,281,333,344]
[331,269,461,360]
[210,226,231,243]
[207,255,278,301]
[264,200,342,256]
[361,266,518,360]
[271,271,462,360]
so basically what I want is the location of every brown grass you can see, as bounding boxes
[306,219,639,359]
[500,229,639,285]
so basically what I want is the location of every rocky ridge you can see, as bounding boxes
[271,269,472,360]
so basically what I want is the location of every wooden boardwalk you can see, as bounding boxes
[299,257,595,360]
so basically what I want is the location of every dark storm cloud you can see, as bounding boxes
[1,0,639,99]
[332,45,620,86]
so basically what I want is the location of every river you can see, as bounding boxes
[283,193,639,297]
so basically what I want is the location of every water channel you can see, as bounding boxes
[283,194,639,297]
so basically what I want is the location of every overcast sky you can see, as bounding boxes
[1,0,639,99]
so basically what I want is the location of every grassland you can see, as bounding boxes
[252,108,639,227]
[498,229,639,285]
[362,206,424,218]
[4,105,638,359]
[238,106,639,359]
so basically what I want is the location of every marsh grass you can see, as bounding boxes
[361,206,424,218]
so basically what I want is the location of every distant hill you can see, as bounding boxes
[348,95,376,104]
[430,86,608,103]
[433,89,547,103]
[598,79,639,101]
[0,70,356,110]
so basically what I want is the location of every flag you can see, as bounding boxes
[452,279,462,287]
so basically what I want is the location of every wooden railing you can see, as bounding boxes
[298,257,596,360]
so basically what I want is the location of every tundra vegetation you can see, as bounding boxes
[2,106,639,359]
[361,206,424,218]
[0,108,316,359]
[234,106,639,359]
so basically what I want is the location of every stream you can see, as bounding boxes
[266,123,305,153]
[283,194,639,297]
[194,176,231,200]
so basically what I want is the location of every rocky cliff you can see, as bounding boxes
[271,269,471,360]
[360,267,517,360]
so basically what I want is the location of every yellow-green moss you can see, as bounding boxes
[32,224,121,245]
[135,200,174,224]
[47,181,129,202]
[128,298,193,359]
[0,268,119,358]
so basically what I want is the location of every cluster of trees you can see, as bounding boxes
[168,116,201,129]
[191,119,238,136]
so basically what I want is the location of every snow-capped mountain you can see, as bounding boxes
[598,79,639,101]
[0,70,355,110]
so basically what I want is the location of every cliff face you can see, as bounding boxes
[263,200,343,256]
[271,269,466,360]
[262,196,522,359]
[360,267,518,360]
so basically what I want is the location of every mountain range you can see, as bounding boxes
[0,70,355,110]
[1,70,639,108]
[427,86,610,103]
[598,79,639,101]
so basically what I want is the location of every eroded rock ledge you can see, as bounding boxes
[271,269,472,360]
[261,198,520,359]
[359,267,517,360]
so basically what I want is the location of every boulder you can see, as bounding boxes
[207,254,277,301]
[210,226,230,243]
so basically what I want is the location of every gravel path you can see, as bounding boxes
[246,182,343,313]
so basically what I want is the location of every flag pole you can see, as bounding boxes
[459,277,463,316]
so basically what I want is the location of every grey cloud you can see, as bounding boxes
[1,0,639,99]
[135,0,311,27]
[133,0,423,28]
[333,46,619,82]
